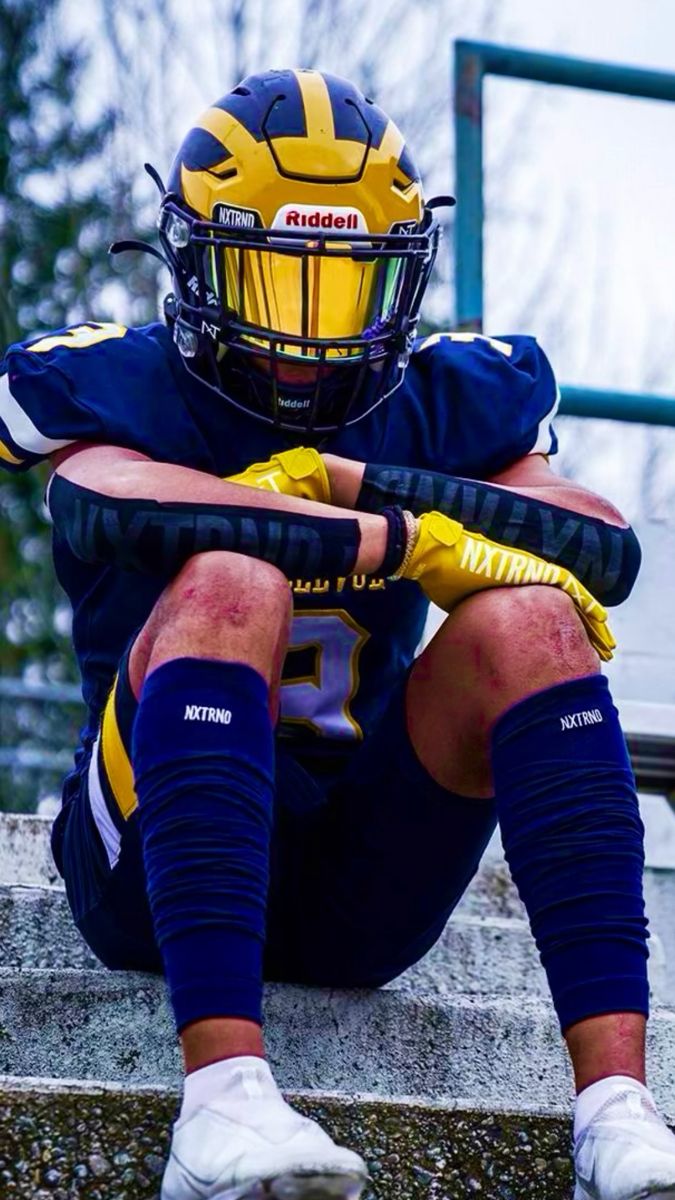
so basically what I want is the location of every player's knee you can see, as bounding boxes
[163,551,291,630]
[456,586,598,671]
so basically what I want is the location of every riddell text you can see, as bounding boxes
[284,210,359,230]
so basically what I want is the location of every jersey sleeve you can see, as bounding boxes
[0,321,187,473]
[0,323,134,472]
[409,332,560,479]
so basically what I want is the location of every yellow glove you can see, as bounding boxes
[225,447,331,504]
[398,511,616,662]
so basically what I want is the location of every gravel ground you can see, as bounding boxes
[0,1083,575,1199]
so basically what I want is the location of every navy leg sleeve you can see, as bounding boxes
[492,675,649,1032]
[132,657,274,1031]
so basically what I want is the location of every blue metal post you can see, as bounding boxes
[457,40,675,102]
[559,386,675,427]
[454,43,485,332]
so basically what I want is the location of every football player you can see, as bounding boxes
[0,69,670,1200]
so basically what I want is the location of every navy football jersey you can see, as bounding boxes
[0,321,559,769]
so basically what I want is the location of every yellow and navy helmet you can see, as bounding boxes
[156,68,451,435]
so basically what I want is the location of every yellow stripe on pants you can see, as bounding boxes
[100,676,138,819]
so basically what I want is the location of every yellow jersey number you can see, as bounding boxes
[27,323,128,354]
[418,331,514,357]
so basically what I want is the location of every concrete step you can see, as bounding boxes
[1,810,670,920]
[0,798,672,1199]
[0,971,671,1197]
[393,914,573,999]
[0,885,98,971]
[0,883,544,990]
[0,880,545,986]
[458,857,675,1000]
[395,911,665,1001]
[0,1074,575,1200]
[1,815,672,999]
[2,969,675,1120]
[0,885,666,1001]
[0,882,577,990]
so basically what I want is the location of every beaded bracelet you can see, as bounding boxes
[388,509,419,580]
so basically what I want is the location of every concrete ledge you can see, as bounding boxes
[392,914,666,1003]
[1,815,673,995]
[3,812,672,919]
[4,885,546,986]
[0,1075,576,1200]
[393,915,550,998]
[0,885,666,1012]
[0,886,563,995]
[1,971,675,1120]
[0,885,581,998]
[458,861,675,1001]
[0,814,58,888]
[0,886,98,970]
[4,971,578,1104]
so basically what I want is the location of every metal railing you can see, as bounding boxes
[0,679,81,704]
[0,679,82,776]
[619,701,675,799]
[453,39,675,426]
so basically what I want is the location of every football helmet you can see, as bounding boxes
[154,69,450,436]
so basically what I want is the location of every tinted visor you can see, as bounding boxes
[205,237,407,359]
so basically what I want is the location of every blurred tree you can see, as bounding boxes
[0,0,157,805]
[0,0,158,669]
[0,1,116,354]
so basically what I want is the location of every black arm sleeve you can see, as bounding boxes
[357,463,641,605]
[48,474,364,580]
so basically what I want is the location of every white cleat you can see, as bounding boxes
[161,1058,368,1200]
[574,1084,675,1200]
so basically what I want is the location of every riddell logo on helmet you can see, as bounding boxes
[273,204,368,233]
[279,396,311,410]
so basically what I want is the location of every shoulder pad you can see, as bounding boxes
[0,322,173,470]
[408,331,559,476]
